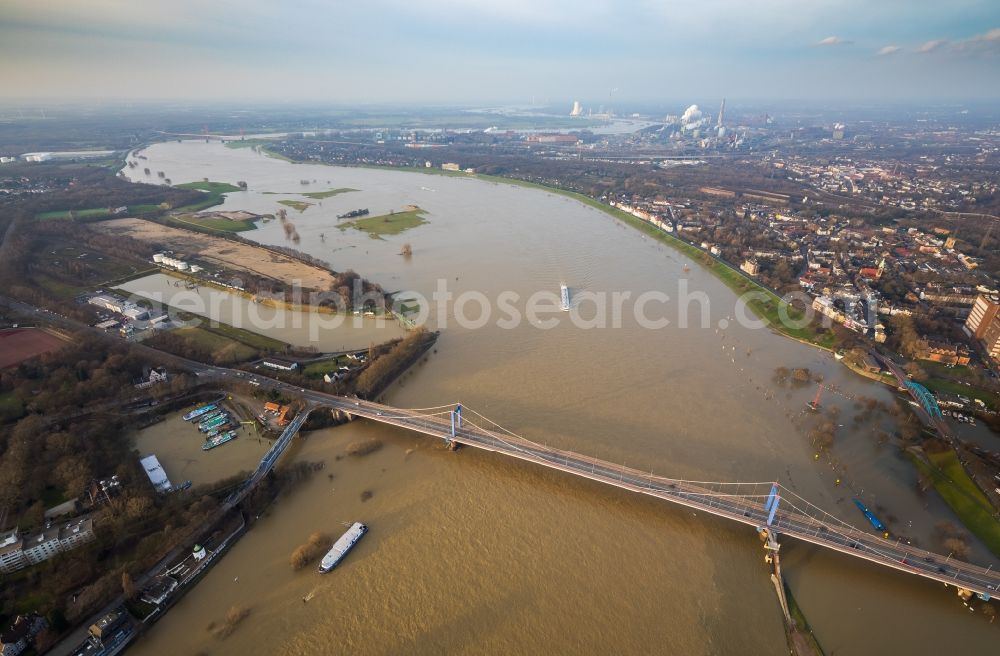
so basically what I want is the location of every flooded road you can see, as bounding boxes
[123,142,998,654]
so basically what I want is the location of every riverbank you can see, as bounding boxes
[908,447,1000,558]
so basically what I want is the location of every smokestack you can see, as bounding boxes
[717,98,726,128]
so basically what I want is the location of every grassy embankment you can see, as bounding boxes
[223,139,294,162]
[340,208,428,238]
[263,188,357,199]
[165,321,288,365]
[173,181,240,207]
[784,584,826,656]
[277,199,312,212]
[165,181,258,232]
[908,448,1000,557]
[302,188,357,199]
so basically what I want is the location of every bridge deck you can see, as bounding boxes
[327,397,1000,599]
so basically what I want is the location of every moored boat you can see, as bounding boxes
[319,522,367,572]
[183,404,217,421]
[199,414,229,432]
[202,430,238,451]
[852,497,886,533]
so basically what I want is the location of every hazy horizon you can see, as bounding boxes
[2,0,999,104]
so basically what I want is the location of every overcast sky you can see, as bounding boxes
[2,0,998,105]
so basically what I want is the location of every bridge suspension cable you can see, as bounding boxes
[460,405,777,489]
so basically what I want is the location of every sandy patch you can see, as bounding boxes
[94,218,339,290]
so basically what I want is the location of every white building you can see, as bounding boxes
[0,519,95,574]
[88,295,126,314]
[262,358,298,371]
[89,294,147,321]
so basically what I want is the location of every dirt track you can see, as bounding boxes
[93,219,339,290]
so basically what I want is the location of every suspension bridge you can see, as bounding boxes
[242,392,1000,600]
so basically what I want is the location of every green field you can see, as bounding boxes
[31,241,153,297]
[36,207,112,221]
[170,326,259,364]
[922,378,996,409]
[302,188,358,199]
[200,321,287,352]
[174,180,243,212]
[278,199,312,212]
[128,203,164,214]
[169,213,257,233]
[302,356,348,379]
[910,449,1000,557]
[340,208,428,238]
[34,275,82,299]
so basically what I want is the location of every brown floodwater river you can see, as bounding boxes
[121,142,999,654]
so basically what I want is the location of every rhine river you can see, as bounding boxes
[121,142,998,655]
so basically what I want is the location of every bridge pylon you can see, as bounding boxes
[763,483,780,527]
[449,404,463,439]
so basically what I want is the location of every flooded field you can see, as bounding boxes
[117,272,406,352]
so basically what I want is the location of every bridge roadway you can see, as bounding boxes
[296,395,1000,599]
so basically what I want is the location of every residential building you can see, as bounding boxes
[740,258,760,276]
[1,615,46,656]
[134,367,168,389]
[0,531,26,574]
[915,338,971,366]
[982,315,1000,362]
[23,526,62,565]
[965,293,1000,340]
[89,610,130,643]
[0,518,95,574]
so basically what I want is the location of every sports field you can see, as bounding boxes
[0,328,67,368]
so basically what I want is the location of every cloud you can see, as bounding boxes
[917,39,947,53]
[876,45,901,56]
[816,36,850,46]
[953,26,1000,54]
